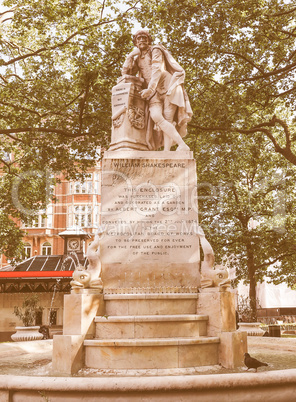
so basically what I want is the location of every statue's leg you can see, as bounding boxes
[149,103,189,151]
[163,102,177,151]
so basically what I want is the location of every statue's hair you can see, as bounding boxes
[133,29,153,46]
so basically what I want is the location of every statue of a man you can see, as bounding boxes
[122,29,193,151]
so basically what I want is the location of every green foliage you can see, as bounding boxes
[0,0,136,259]
[13,294,43,326]
[1,0,296,316]
[136,0,296,164]
[196,129,296,318]
[134,0,296,319]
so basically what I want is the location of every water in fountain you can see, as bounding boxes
[48,278,61,328]
[61,251,80,271]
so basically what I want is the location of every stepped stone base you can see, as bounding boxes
[84,337,220,370]
[94,314,208,339]
[83,293,220,370]
[104,293,198,316]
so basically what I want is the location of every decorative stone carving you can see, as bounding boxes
[128,105,145,129]
[200,265,230,289]
[194,225,231,289]
[71,265,92,288]
[113,111,126,128]
[70,228,104,292]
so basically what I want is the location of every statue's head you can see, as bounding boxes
[133,29,153,48]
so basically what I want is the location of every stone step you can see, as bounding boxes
[94,314,208,339]
[104,293,198,316]
[84,337,220,370]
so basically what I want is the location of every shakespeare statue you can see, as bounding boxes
[110,29,192,152]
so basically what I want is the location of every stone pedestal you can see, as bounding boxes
[101,150,200,291]
[55,150,246,373]
[52,289,105,375]
[197,287,247,368]
[109,76,149,151]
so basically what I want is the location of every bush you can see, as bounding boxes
[237,295,260,323]
[13,294,43,327]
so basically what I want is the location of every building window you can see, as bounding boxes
[74,205,92,227]
[42,242,52,255]
[72,174,94,194]
[23,209,51,228]
[23,243,32,259]
[47,205,53,228]
[68,172,101,195]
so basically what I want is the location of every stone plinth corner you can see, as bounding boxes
[219,330,248,369]
[197,288,236,336]
[63,291,104,337]
[52,334,85,375]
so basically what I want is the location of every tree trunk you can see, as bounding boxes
[246,239,257,322]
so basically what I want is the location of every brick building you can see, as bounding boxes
[0,161,101,340]
[1,162,101,267]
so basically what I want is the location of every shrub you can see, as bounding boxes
[13,294,43,327]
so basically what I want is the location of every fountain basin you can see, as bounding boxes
[1,370,296,401]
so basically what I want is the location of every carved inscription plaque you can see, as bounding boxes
[101,154,199,267]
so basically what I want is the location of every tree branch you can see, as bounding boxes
[225,60,296,84]
[219,51,265,74]
[267,6,296,17]
[279,29,296,38]
[190,117,296,166]
[255,252,296,270]
[100,0,106,20]
[0,127,94,138]
[0,158,13,174]
[270,84,296,98]
[0,101,41,117]
[1,73,24,82]
[2,5,138,67]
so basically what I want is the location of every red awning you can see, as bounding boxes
[0,271,73,278]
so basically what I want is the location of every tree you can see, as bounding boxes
[196,131,296,320]
[134,0,296,318]
[136,0,296,165]
[0,0,137,261]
